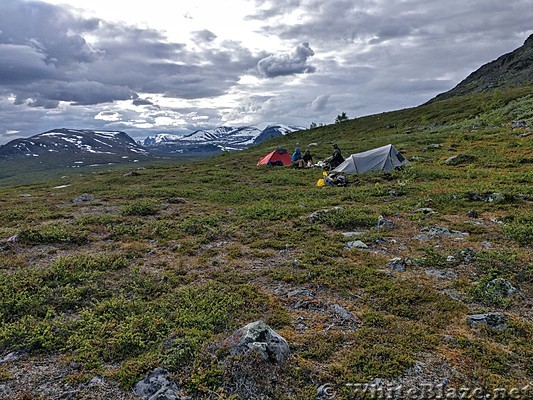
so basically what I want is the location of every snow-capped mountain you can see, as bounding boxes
[252,124,305,144]
[0,128,151,166]
[140,125,303,155]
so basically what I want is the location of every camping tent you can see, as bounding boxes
[257,148,292,166]
[333,144,408,174]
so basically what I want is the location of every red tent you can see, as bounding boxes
[257,149,292,166]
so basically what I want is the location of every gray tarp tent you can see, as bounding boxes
[333,144,408,174]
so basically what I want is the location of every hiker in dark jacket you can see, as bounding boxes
[329,143,345,168]
[303,149,313,167]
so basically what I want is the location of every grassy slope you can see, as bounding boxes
[0,86,531,399]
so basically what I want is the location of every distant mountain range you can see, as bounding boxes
[140,124,303,155]
[0,128,151,167]
[0,125,304,167]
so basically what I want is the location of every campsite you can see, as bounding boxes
[0,85,531,399]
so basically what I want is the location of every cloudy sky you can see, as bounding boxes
[0,0,531,144]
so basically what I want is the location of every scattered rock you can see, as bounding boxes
[224,320,290,364]
[342,231,364,238]
[286,289,313,298]
[467,192,507,203]
[444,289,461,301]
[0,235,19,246]
[330,304,358,323]
[446,255,456,263]
[123,171,141,177]
[87,376,105,386]
[58,390,78,400]
[518,131,532,138]
[168,197,187,204]
[511,120,528,129]
[467,313,508,330]
[459,248,477,263]
[0,350,26,364]
[485,278,518,297]
[386,257,407,272]
[375,215,394,229]
[413,207,436,214]
[445,154,477,165]
[467,209,478,218]
[417,226,469,239]
[72,193,95,203]
[307,206,343,223]
[425,269,458,279]
[345,240,368,250]
[133,368,181,400]
[423,143,444,151]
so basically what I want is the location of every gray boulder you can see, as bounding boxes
[345,240,368,250]
[375,215,394,229]
[467,313,508,330]
[386,257,407,272]
[485,278,517,297]
[72,193,95,203]
[445,154,476,165]
[224,320,290,364]
[307,206,343,223]
[425,269,457,279]
[467,209,479,218]
[133,368,181,400]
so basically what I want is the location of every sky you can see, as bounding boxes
[0,0,532,144]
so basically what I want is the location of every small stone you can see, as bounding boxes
[467,210,478,218]
[345,240,368,250]
[386,257,406,272]
[467,313,508,330]
[446,255,456,263]
[341,231,363,238]
[7,235,19,243]
[133,368,181,400]
[330,304,358,323]
[72,193,95,203]
[375,215,394,229]
[88,376,104,386]
[445,154,476,165]
[0,350,26,364]
[413,207,436,214]
[425,269,457,279]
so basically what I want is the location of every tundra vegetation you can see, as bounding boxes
[0,86,531,399]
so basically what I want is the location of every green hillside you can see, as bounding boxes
[0,86,531,399]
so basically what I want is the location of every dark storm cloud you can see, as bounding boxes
[132,98,154,106]
[0,1,263,110]
[191,30,218,44]
[257,42,316,78]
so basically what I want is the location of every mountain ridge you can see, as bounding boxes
[429,33,533,102]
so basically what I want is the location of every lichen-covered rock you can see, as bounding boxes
[224,320,290,364]
[133,368,181,400]
[467,313,508,330]
[386,257,407,272]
